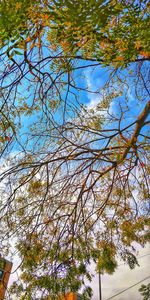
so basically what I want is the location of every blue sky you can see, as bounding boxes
[4,46,148,157]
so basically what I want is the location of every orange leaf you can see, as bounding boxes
[26,37,31,43]
[44,14,49,20]
[140,51,150,58]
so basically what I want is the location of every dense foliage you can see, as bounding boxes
[139,283,150,300]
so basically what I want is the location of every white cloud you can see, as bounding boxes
[83,69,116,117]
[84,69,103,109]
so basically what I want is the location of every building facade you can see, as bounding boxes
[0,258,12,300]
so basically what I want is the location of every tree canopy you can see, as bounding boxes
[139,283,150,300]
[0,0,149,299]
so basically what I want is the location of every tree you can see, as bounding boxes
[139,283,150,300]
[1,1,149,65]
[0,0,149,299]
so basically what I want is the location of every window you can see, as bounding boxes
[0,259,5,281]
[0,270,4,280]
